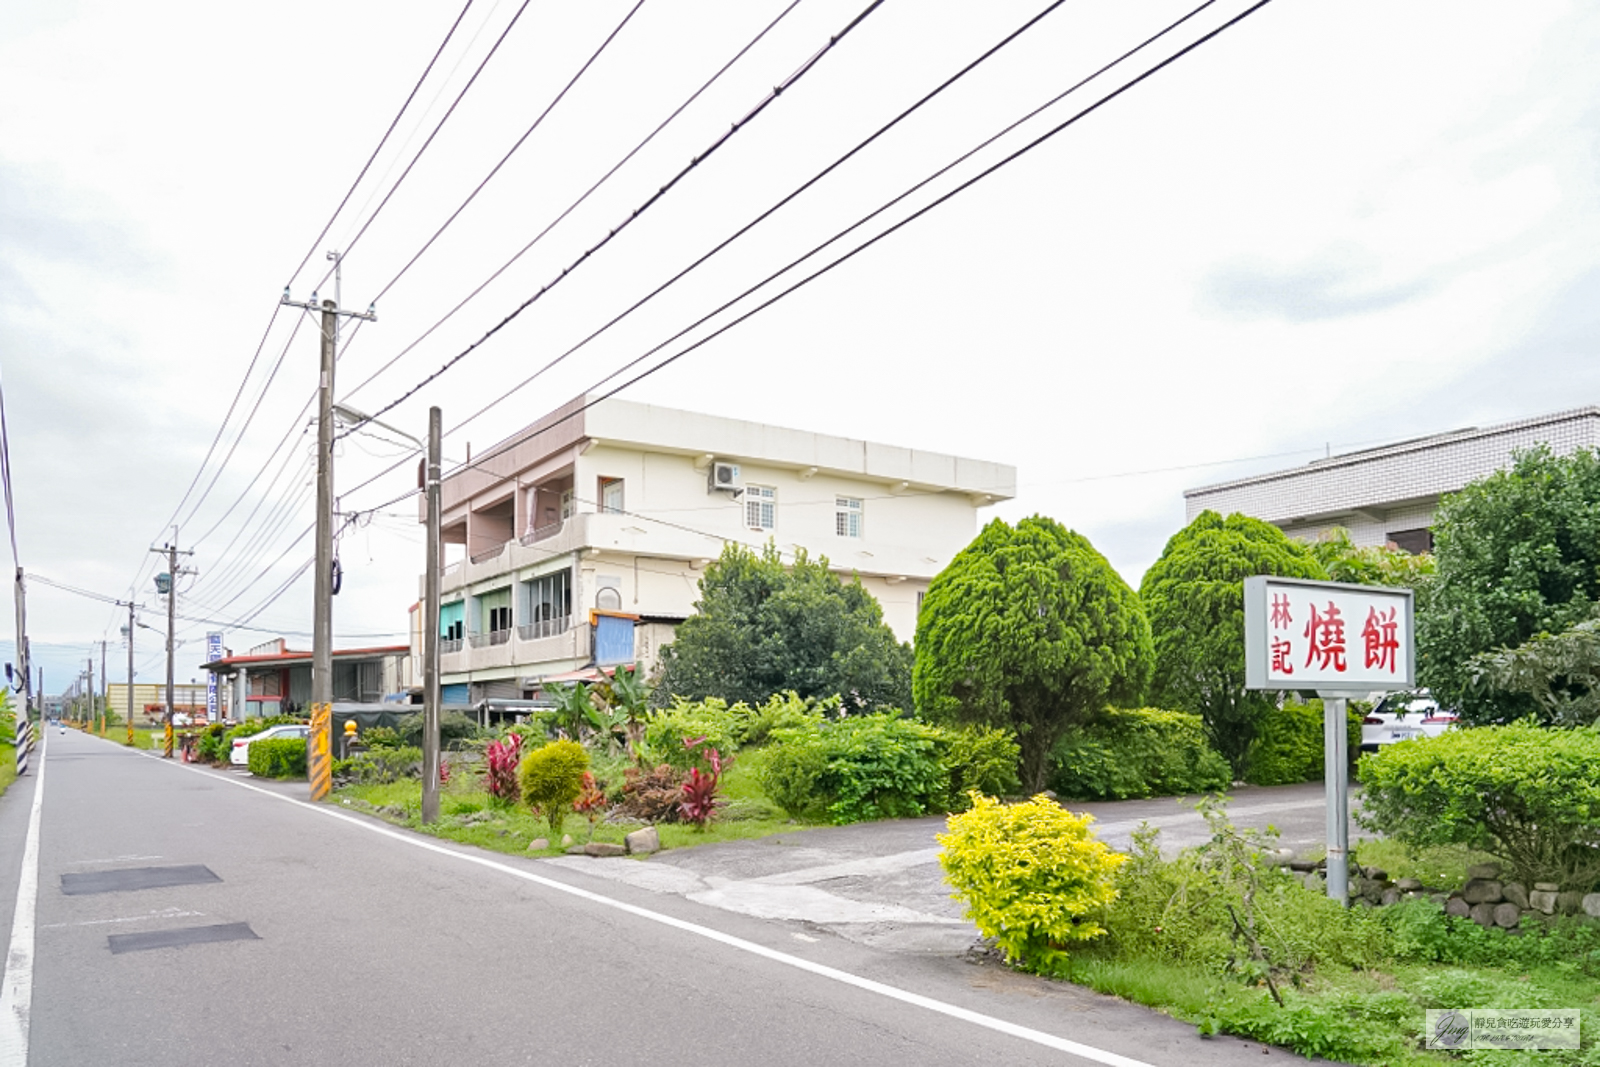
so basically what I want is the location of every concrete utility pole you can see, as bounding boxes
[99,639,107,734]
[282,271,375,800]
[151,534,193,757]
[422,406,442,824]
[86,657,93,732]
[126,601,135,745]
[12,568,27,714]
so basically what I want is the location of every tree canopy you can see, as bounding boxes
[654,542,912,711]
[913,515,1152,792]
[1139,510,1325,774]
[1419,445,1600,724]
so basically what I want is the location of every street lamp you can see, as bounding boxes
[332,402,443,823]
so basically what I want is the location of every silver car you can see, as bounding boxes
[229,723,310,766]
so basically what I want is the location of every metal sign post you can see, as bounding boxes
[1243,576,1415,905]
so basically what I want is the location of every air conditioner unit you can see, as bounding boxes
[709,461,742,493]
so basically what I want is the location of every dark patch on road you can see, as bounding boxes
[108,922,259,954]
[61,865,221,896]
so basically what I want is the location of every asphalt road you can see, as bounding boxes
[0,729,1346,1067]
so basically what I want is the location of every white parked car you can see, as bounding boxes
[230,724,310,766]
[1359,694,1458,753]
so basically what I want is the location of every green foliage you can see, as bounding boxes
[1356,722,1600,887]
[247,737,307,778]
[1139,510,1325,775]
[1420,445,1600,724]
[915,515,1153,792]
[1469,616,1600,726]
[938,725,1020,810]
[642,697,744,768]
[360,726,406,749]
[394,711,481,749]
[760,713,947,823]
[1049,707,1232,800]
[1099,807,1386,979]
[938,794,1126,971]
[1306,526,1435,588]
[1242,700,1362,787]
[518,739,590,835]
[337,746,423,784]
[195,722,231,763]
[1379,897,1600,974]
[655,542,912,712]
[222,716,303,752]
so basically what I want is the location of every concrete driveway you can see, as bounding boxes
[545,781,1345,954]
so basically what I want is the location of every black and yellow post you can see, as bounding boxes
[309,702,332,801]
[163,719,173,759]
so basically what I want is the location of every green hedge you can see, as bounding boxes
[1050,708,1232,800]
[1244,700,1363,786]
[335,745,422,784]
[248,737,307,778]
[1357,721,1600,888]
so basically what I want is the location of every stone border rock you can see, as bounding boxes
[1282,858,1600,930]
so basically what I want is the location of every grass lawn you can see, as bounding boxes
[0,744,15,797]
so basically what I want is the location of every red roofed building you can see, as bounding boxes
[201,638,412,719]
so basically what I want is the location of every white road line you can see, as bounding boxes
[153,751,1158,1067]
[40,908,203,930]
[0,729,46,1065]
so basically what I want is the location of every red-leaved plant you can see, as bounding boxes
[484,733,524,806]
[572,770,608,841]
[439,758,451,785]
[678,738,728,829]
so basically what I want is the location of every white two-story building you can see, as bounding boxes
[413,395,1015,704]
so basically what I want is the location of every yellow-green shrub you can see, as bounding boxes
[519,739,589,835]
[937,794,1126,971]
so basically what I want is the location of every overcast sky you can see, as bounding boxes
[3,0,1598,699]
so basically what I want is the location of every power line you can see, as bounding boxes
[363,0,649,309]
[288,0,479,290]
[144,2,478,574]
[338,0,1236,510]
[338,0,806,399]
[0,363,19,566]
[334,0,536,264]
[345,0,888,429]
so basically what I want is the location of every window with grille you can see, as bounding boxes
[745,485,776,530]
[835,496,862,538]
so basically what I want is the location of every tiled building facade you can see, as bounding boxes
[1184,407,1600,551]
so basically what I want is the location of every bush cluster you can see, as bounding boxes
[760,714,1018,824]
[642,692,827,767]
[1050,708,1231,800]
[335,745,422,784]
[248,737,307,778]
[1242,700,1363,787]
[938,793,1125,971]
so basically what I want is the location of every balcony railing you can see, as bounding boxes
[517,615,570,641]
[470,542,509,565]
[440,638,463,654]
[468,629,512,648]
[520,520,565,546]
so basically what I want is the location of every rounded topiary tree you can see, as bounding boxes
[519,739,590,836]
[1139,510,1325,775]
[914,516,1152,792]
